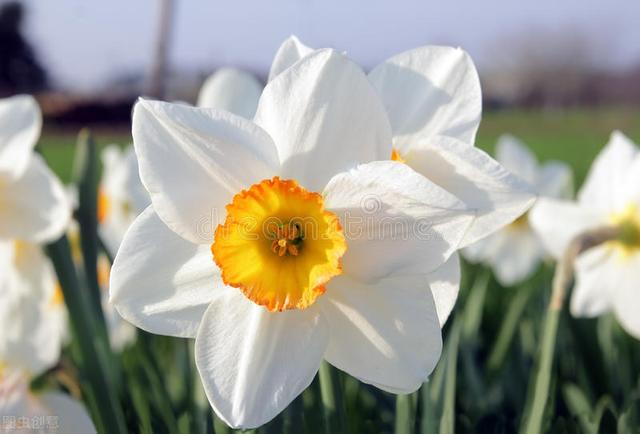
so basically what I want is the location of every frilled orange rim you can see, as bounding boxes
[609,203,640,259]
[211,177,347,312]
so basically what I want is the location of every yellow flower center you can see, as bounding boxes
[98,256,111,289]
[609,203,640,258]
[97,188,111,223]
[212,177,347,312]
[50,283,64,306]
[391,148,406,164]
[508,213,529,231]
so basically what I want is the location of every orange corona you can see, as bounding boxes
[212,177,347,312]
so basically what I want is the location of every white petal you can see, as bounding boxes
[110,207,223,338]
[0,241,65,376]
[132,99,280,244]
[268,35,314,81]
[368,46,481,148]
[570,246,615,318]
[122,145,150,214]
[0,95,41,181]
[40,391,97,434]
[427,252,460,326]
[529,198,604,259]
[578,131,639,212]
[197,68,263,119]
[495,135,538,185]
[536,161,573,199]
[489,228,544,286]
[611,254,640,339]
[404,135,536,247]
[0,154,71,243]
[320,273,442,393]
[323,161,474,281]
[255,49,392,192]
[195,291,328,429]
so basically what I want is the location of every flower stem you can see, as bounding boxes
[318,361,346,434]
[46,235,127,434]
[520,226,620,434]
[395,392,418,434]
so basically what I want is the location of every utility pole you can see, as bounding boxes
[147,0,174,99]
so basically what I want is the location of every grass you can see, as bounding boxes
[476,106,640,184]
[39,107,640,186]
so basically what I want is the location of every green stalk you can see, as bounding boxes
[519,226,621,434]
[395,392,418,434]
[487,282,534,374]
[439,320,461,434]
[318,361,346,434]
[47,236,127,434]
[73,129,108,333]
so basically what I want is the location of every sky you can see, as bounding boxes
[16,0,640,91]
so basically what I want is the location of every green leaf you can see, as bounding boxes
[618,397,640,434]
[519,307,561,434]
[487,282,534,374]
[318,361,346,434]
[46,236,127,434]
[461,270,490,343]
[562,383,596,434]
[439,318,462,434]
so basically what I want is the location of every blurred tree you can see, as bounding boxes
[0,1,48,96]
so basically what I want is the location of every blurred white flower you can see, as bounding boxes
[98,144,149,256]
[197,67,262,118]
[0,240,67,376]
[530,131,640,338]
[464,135,573,285]
[0,367,96,434]
[98,256,136,351]
[111,49,485,428]
[0,95,71,243]
[0,95,71,377]
[267,36,536,322]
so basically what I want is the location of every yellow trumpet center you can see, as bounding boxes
[97,188,111,223]
[212,177,347,312]
[391,148,406,164]
[50,283,64,307]
[609,203,640,258]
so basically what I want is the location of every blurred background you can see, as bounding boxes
[2,0,640,183]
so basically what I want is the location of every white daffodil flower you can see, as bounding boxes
[95,146,147,349]
[464,135,573,285]
[0,240,67,377]
[98,144,149,256]
[0,95,70,243]
[0,367,96,434]
[267,36,536,322]
[197,67,263,118]
[530,131,640,338]
[110,49,490,429]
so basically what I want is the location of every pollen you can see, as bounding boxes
[212,177,347,312]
